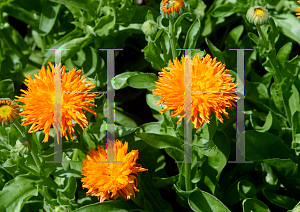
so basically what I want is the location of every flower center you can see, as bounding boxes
[0,105,12,118]
[166,0,179,8]
[254,7,266,16]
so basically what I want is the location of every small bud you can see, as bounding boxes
[15,137,32,156]
[142,20,158,36]
[0,98,20,127]
[246,6,269,25]
[160,0,184,19]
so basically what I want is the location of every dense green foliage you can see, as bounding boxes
[1,0,300,211]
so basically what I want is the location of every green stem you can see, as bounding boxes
[185,161,192,191]
[256,25,291,125]
[13,121,25,137]
[72,148,79,161]
[256,25,268,50]
[169,18,177,59]
[18,162,39,176]
[31,148,41,170]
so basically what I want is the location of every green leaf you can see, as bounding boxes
[289,84,300,117]
[226,25,244,46]
[145,10,154,21]
[174,12,191,39]
[74,199,140,212]
[94,14,116,36]
[39,1,61,36]
[127,73,157,90]
[192,136,218,157]
[113,72,141,90]
[196,115,219,140]
[262,189,297,210]
[83,128,97,150]
[245,80,270,111]
[3,3,39,29]
[42,34,94,66]
[0,174,39,212]
[273,13,300,45]
[57,176,77,200]
[238,180,256,200]
[197,131,230,194]
[248,32,260,45]
[292,111,300,139]
[242,198,271,212]
[268,17,279,48]
[241,131,290,161]
[146,91,164,113]
[183,18,201,49]
[153,175,179,188]
[139,172,173,211]
[188,188,230,212]
[135,132,184,154]
[142,42,165,71]
[205,38,225,64]
[212,3,244,18]
[250,111,281,135]
[0,79,14,98]
[262,158,300,195]
[49,0,98,17]
[115,107,138,128]
[277,42,292,69]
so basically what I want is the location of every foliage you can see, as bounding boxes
[1,0,300,211]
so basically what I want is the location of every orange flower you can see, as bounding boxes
[0,98,19,127]
[297,0,300,18]
[153,54,238,129]
[15,62,98,143]
[160,0,184,19]
[81,139,147,203]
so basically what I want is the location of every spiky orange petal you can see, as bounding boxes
[81,139,147,203]
[15,62,98,142]
[153,54,238,129]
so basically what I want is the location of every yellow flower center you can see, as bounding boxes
[0,105,13,118]
[254,7,266,17]
[166,0,179,8]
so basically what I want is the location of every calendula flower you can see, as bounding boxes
[153,54,238,129]
[246,6,269,25]
[160,0,184,19]
[296,0,300,18]
[0,98,19,127]
[15,62,98,143]
[81,139,147,203]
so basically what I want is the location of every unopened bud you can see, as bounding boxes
[142,20,158,36]
[246,6,269,25]
[15,137,32,156]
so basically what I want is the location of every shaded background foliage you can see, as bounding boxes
[1,0,300,211]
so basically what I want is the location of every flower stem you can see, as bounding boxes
[13,121,25,137]
[31,148,41,170]
[169,18,177,59]
[256,25,291,125]
[185,161,192,191]
[18,162,39,176]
